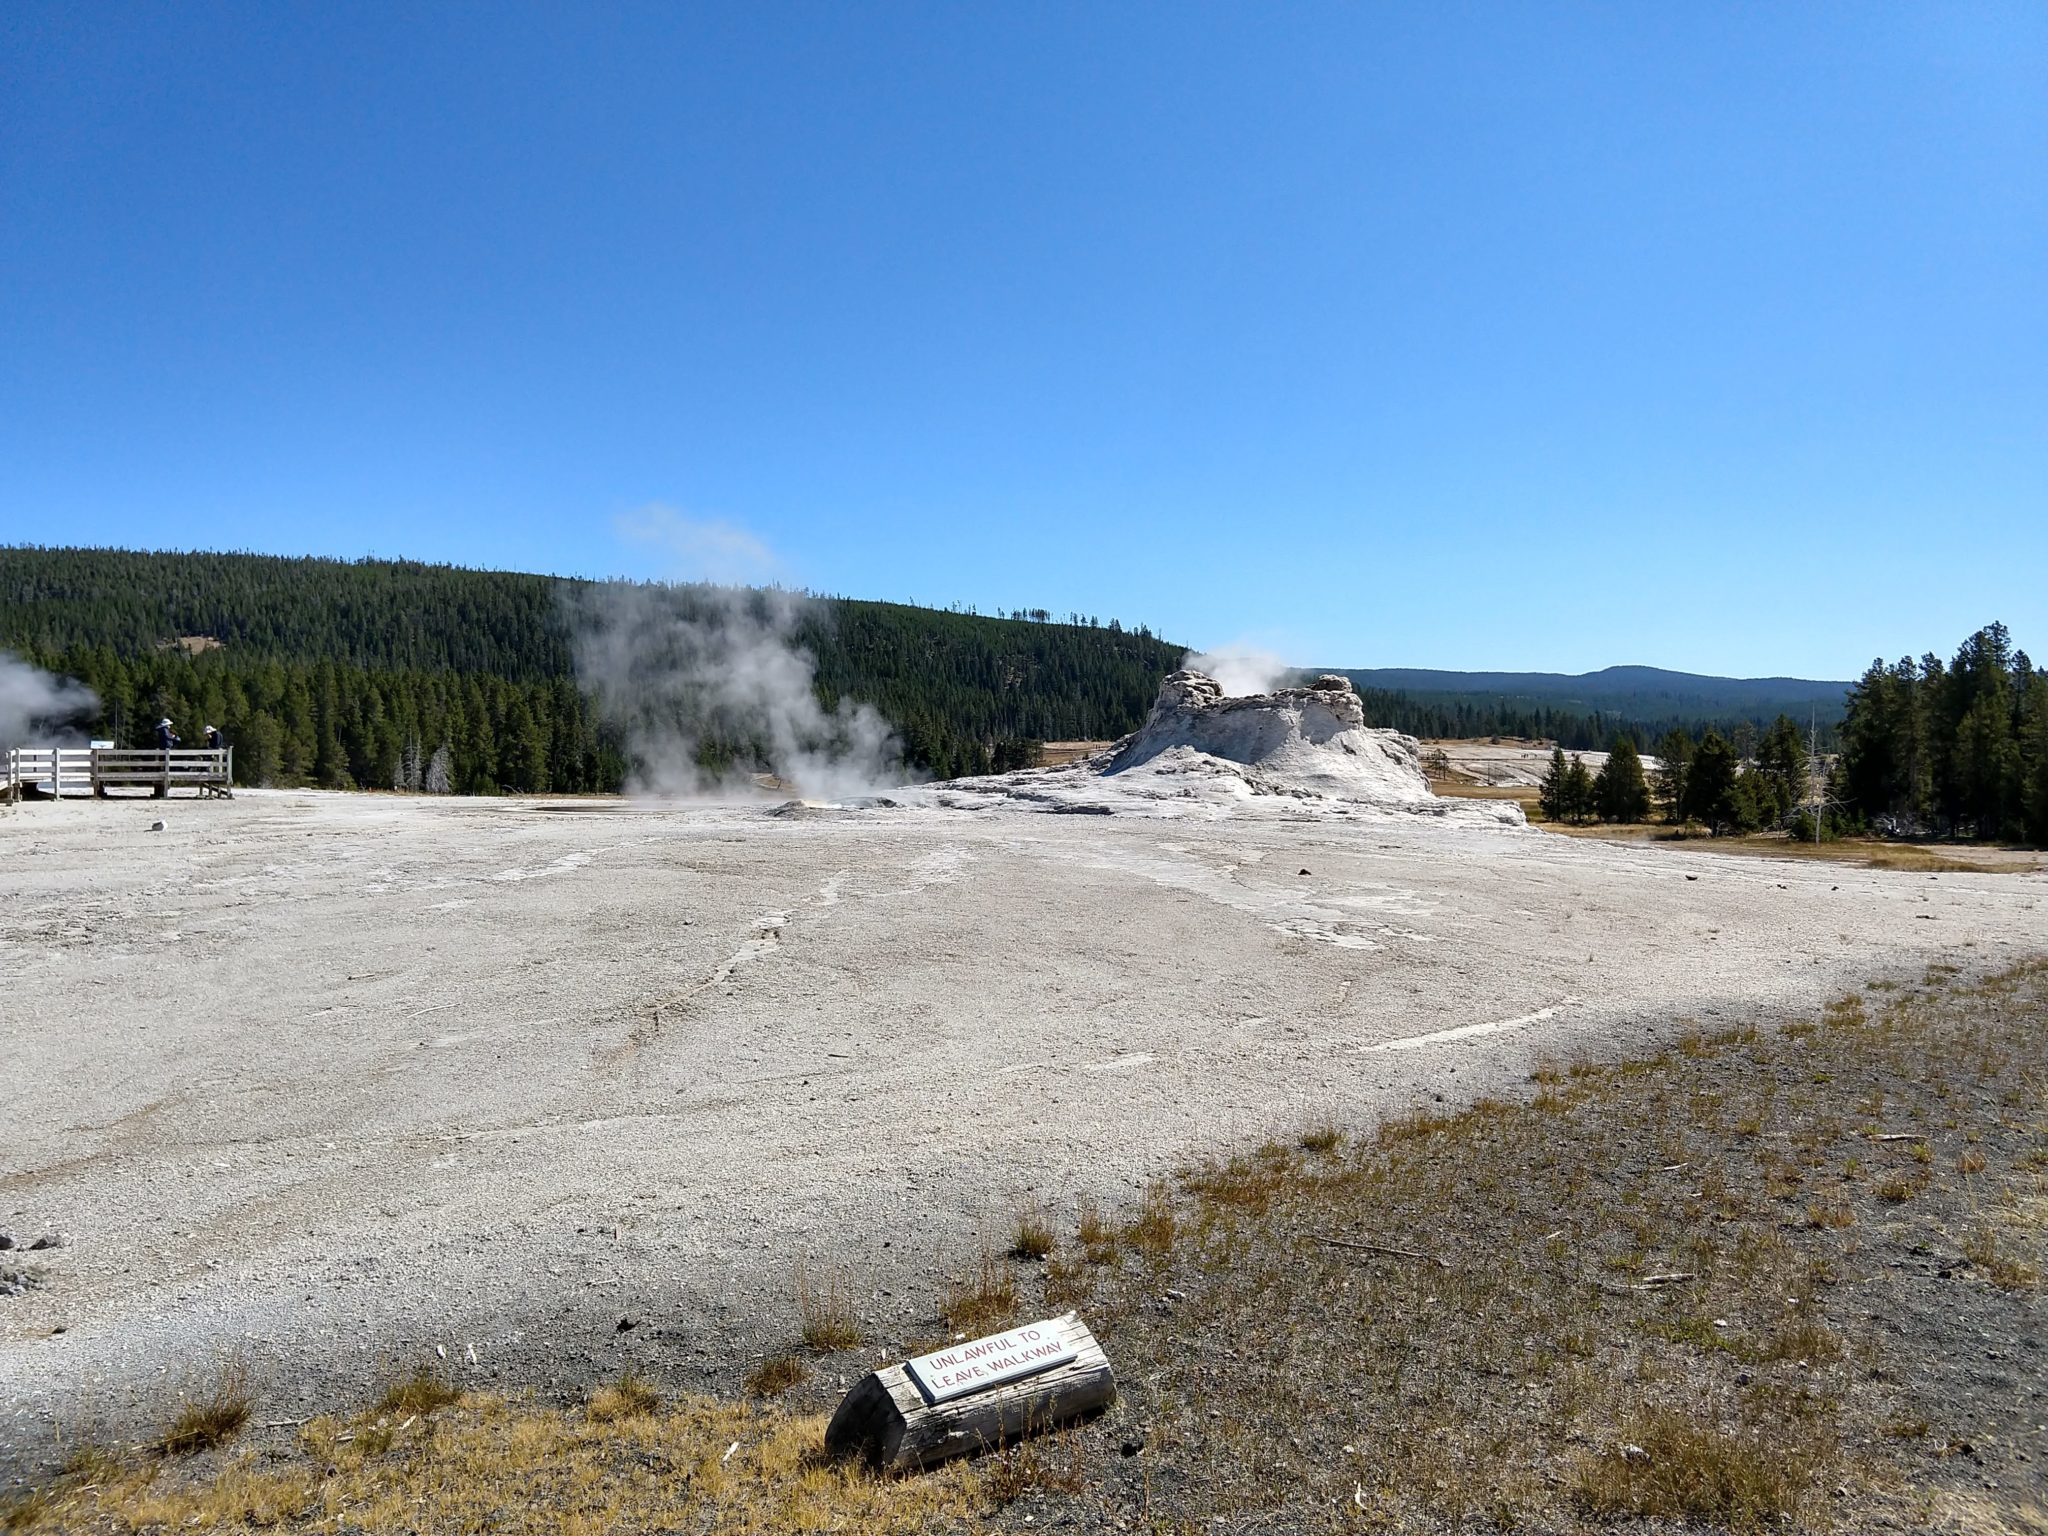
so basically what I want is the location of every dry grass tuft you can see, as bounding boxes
[972,1427,1088,1507]
[157,1355,252,1456]
[794,1259,862,1352]
[1963,1225,2041,1290]
[743,1352,808,1398]
[1806,1199,1855,1229]
[1010,1199,1055,1261]
[1569,1405,1823,1527]
[1043,1251,1094,1309]
[1121,1181,1176,1261]
[57,1443,123,1483]
[0,1486,58,1533]
[585,1370,661,1422]
[1075,1195,1116,1265]
[942,1246,1020,1336]
[373,1365,462,1419]
[1298,1119,1343,1154]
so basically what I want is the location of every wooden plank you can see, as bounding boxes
[825,1312,1115,1471]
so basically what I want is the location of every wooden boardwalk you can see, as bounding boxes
[2,746,233,802]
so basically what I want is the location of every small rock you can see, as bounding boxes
[1120,1436,1145,1457]
[1685,874,1699,881]
[0,1232,12,1251]
[150,820,166,832]
[1621,1443,1649,1463]
[28,1234,65,1252]
[1298,868,1312,876]
[616,1315,638,1332]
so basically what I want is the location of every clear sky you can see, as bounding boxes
[3,4,2042,678]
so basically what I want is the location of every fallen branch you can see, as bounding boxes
[1589,1271,1696,1296]
[1311,1235,1451,1269]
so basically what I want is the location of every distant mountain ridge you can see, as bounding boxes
[1333,664,1851,721]
[1308,664,1854,747]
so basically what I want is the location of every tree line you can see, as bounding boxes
[1356,685,1832,756]
[0,547,1186,789]
[1536,624,2046,845]
[1537,714,1813,835]
[1834,622,2047,843]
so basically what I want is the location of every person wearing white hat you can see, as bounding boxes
[155,717,180,750]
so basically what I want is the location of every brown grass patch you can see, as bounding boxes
[1298,1119,1343,1154]
[794,1259,862,1352]
[372,1365,462,1420]
[1963,1225,2041,1290]
[1075,1195,1116,1265]
[941,1246,1020,1336]
[157,1355,252,1456]
[1569,1405,1825,1527]
[1009,1199,1055,1261]
[585,1370,661,1422]
[742,1353,807,1398]
[26,1395,982,1534]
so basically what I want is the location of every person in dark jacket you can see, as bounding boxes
[204,724,224,751]
[155,717,180,750]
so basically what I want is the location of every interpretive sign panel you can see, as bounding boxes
[904,1318,1079,1404]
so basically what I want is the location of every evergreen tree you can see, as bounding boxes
[1683,731,1742,833]
[2022,669,2048,845]
[1751,714,1807,825]
[1653,728,1692,824]
[1562,754,1596,823]
[1538,746,1571,823]
[496,695,548,793]
[1593,736,1651,823]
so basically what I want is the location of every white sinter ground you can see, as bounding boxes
[1,674,2040,1464]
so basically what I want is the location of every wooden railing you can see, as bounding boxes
[4,747,233,801]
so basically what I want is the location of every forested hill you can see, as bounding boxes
[0,545,1182,788]
[1,547,575,679]
[1329,664,1852,749]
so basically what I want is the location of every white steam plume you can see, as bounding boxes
[0,652,99,751]
[571,509,906,800]
[1180,644,1295,697]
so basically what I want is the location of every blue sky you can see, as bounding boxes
[3,3,2042,678]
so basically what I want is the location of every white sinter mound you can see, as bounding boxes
[924,670,1524,825]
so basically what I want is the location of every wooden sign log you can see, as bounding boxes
[825,1311,1115,1471]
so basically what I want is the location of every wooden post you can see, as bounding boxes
[825,1312,1115,1471]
